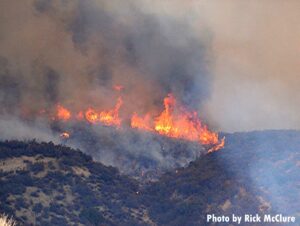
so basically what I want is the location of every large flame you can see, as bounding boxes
[51,93,224,153]
[131,94,224,151]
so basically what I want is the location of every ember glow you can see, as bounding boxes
[113,85,124,91]
[60,132,70,139]
[56,104,71,121]
[52,94,224,152]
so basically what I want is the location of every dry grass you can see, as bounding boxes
[0,214,16,226]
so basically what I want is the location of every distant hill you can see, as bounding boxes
[0,130,299,225]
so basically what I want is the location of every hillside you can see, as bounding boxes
[0,141,152,226]
[0,130,299,225]
[143,131,300,225]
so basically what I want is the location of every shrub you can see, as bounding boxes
[79,207,105,225]
[32,203,43,213]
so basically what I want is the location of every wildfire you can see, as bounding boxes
[85,108,99,123]
[131,113,153,131]
[207,137,225,154]
[50,93,224,152]
[56,104,71,121]
[84,97,123,126]
[79,97,123,126]
[99,97,122,126]
[131,94,224,151]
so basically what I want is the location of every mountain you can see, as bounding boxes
[0,130,299,225]
[142,130,300,225]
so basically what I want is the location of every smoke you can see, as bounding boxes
[196,1,300,131]
[0,0,211,117]
[0,0,214,177]
[1,0,299,176]
[64,124,203,179]
[0,115,58,143]
[124,1,300,131]
[1,1,299,133]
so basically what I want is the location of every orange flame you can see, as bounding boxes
[84,97,123,127]
[85,108,99,123]
[50,93,224,153]
[99,97,123,126]
[207,137,225,153]
[131,94,225,152]
[131,113,153,131]
[56,104,71,121]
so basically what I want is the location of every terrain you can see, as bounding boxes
[0,130,299,225]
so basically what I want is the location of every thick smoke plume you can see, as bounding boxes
[1,1,299,133]
[0,0,214,178]
[1,0,299,176]
[0,0,211,117]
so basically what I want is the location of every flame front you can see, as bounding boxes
[51,93,224,153]
[131,113,153,131]
[99,97,122,126]
[131,94,224,151]
[84,97,123,126]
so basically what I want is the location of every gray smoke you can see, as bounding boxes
[0,0,213,178]
[0,0,212,117]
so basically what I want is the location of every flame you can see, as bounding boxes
[56,104,71,121]
[207,137,225,153]
[99,97,122,126]
[85,108,99,123]
[84,97,123,127]
[47,93,224,152]
[131,113,153,131]
[60,132,70,139]
[129,94,224,152]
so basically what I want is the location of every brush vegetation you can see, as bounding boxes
[0,130,299,225]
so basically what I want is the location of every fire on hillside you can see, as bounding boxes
[49,91,224,153]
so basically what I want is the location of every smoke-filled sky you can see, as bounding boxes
[0,0,299,132]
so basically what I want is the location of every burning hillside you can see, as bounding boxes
[16,88,224,180]
[0,0,228,182]
[41,91,224,153]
